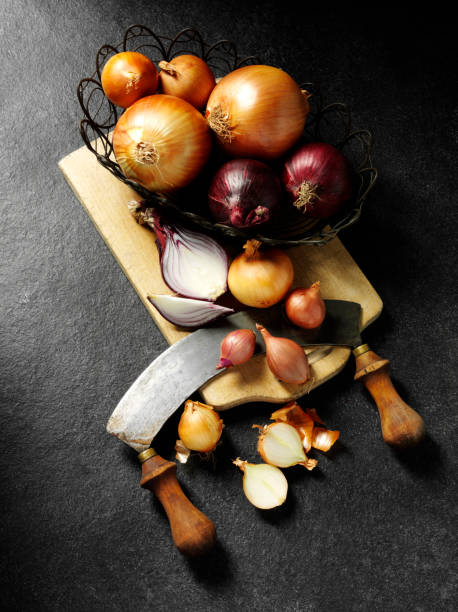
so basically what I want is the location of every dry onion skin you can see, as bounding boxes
[271,401,340,454]
[159,54,216,109]
[101,51,159,108]
[113,94,212,193]
[271,402,315,452]
[206,64,310,159]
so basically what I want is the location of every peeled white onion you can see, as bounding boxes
[233,459,288,509]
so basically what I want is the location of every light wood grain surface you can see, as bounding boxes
[59,144,383,409]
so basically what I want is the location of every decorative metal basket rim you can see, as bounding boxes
[77,25,378,247]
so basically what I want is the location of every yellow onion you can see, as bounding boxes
[113,94,211,193]
[101,51,158,108]
[228,239,294,308]
[159,54,216,109]
[206,64,310,159]
[177,400,223,453]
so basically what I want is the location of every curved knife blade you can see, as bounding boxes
[107,300,361,452]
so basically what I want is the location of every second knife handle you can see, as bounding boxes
[353,345,426,447]
[139,450,216,556]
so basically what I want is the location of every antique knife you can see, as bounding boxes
[107,299,425,554]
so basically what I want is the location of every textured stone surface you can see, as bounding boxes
[1,1,457,610]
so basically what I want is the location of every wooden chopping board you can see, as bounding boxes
[58,144,382,410]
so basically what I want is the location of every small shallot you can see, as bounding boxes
[285,281,326,329]
[233,459,288,509]
[178,400,223,453]
[147,294,234,329]
[216,329,256,369]
[256,422,316,470]
[256,323,310,384]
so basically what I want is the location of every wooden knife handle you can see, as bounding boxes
[138,449,216,556]
[353,345,426,447]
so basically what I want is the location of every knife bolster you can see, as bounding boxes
[139,453,216,556]
[354,346,426,447]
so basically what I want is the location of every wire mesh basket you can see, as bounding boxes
[77,25,377,247]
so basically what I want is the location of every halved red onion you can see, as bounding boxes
[147,295,234,329]
[144,208,229,301]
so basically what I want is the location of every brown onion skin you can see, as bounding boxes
[228,241,294,308]
[282,142,354,219]
[206,65,310,160]
[113,94,211,193]
[285,282,326,329]
[208,159,283,229]
[159,54,216,109]
[101,51,158,108]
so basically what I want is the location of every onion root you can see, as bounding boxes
[207,105,234,143]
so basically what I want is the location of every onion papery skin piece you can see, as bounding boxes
[311,427,340,452]
[282,142,354,219]
[159,54,216,109]
[285,281,326,329]
[113,94,212,193]
[147,295,234,329]
[271,401,315,452]
[146,209,229,301]
[227,239,294,308]
[206,65,310,160]
[208,159,283,229]
[101,51,159,108]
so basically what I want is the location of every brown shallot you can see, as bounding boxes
[285,281,326,329]
[256,323,310,384]
[216,329,256,369]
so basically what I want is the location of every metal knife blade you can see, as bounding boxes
[107,300,362,452]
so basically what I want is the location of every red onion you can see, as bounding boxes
[129,202,229,301]
[281,142,354,219]
[208,159,283,229]
[147,295,234,329]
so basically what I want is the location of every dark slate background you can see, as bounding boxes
[1,1,457,610]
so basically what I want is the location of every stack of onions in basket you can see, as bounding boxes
[105,52,354,227]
